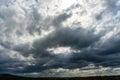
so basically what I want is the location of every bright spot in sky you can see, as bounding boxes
[47,46,72,54]
[47,46,80,55]
[61,0,76,9]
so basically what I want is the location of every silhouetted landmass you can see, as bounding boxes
[0,74,120,80]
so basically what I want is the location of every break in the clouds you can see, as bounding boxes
[0,0,120,77]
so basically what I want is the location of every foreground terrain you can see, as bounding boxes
[0,74,120,80]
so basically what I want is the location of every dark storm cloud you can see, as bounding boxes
[11,24,101,73]
[33,27,97,50]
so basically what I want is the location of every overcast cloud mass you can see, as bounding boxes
[1,0,120,77]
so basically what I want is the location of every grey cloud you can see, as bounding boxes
[105,0,120,14]
[53,13,72,28]
[27,7,42,35]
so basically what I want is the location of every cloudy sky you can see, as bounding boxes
[0,0,120,77]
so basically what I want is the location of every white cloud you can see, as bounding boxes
[23,64,116,77]
[47,46,80,55]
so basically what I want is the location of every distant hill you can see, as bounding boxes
[0,74,120,80]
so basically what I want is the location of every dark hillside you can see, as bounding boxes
[0,74,120,80]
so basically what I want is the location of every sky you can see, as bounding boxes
[0,0,120,77]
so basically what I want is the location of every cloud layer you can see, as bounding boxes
[0,0,120,77]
